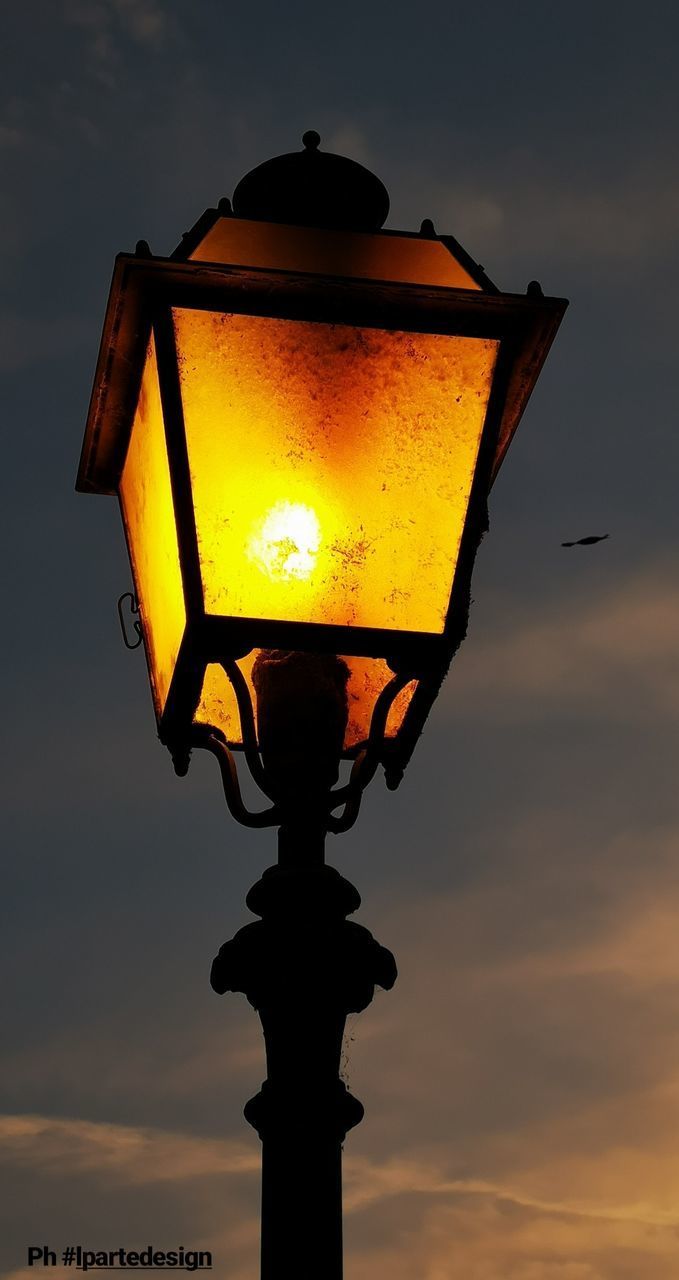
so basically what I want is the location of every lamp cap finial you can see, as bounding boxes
[232,132,389,232]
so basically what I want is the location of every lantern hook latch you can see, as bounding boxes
[117,591,143,650]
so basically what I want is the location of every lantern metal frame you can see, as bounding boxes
[77,248,566,780]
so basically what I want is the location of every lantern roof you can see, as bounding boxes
[231,130,390,231]
[170,131,498,293]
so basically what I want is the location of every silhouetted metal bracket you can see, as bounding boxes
[188,666,409,837]
[326,673,409,833]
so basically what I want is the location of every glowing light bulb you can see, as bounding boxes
[248,500,321,582]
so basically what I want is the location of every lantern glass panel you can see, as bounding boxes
[174,308,499,635]
[119,333,186,714]
[194,655,417,752]
[188,216,483,290]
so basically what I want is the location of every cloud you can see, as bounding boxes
[65,0,169,51]
[346,1192,679,1280]
[342,1082,679,1276]
[330,786,679,1275]
[4,1272,44,1280]
[0,1113,259,1184]
[0,1013,265,1120]
[61,0,172,89]
[451,179,679,267]
[390,154,679,281]
[443,561,679,724]
[0,1115,261,1280]
[345,1151,679,1229]
[7,1108,679,1233]
[324,125,375,166]
[110,0,167,47]
[5,1106,679,1279]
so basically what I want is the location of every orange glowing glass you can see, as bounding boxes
[119,333,185,715]
[174,308,498,634]
[194,655,417,752]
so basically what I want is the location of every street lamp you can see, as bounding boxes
[77,132,566,1280]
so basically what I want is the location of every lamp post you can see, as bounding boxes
[77,132,567,1280]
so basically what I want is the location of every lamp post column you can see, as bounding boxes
[210,651,397,1277]
[211,841,396,1280]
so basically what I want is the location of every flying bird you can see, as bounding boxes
[561,534,610,547]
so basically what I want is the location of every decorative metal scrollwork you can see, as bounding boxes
[188,663,409,836]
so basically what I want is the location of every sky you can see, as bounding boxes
[2,1,679,1277]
